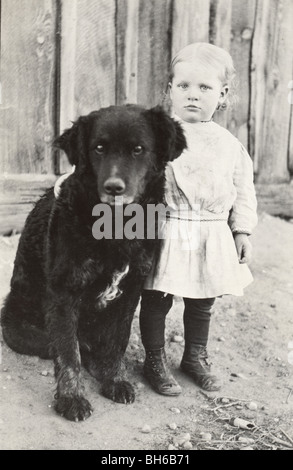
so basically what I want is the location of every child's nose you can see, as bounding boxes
[187,86,199,101]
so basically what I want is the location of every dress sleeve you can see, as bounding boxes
[228,144,258,235]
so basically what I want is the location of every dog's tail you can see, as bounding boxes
[1,298,51,360]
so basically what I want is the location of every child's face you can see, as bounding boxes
[170,61,228,123]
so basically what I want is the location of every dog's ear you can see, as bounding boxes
[145,106,187,162]
[54,116,90,166]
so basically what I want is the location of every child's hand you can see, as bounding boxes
[234,233,252,264]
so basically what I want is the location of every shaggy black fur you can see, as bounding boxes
[1,105,186,421]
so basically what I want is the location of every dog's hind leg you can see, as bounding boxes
[1,292,50,359]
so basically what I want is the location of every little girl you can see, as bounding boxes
[140,42,258,396]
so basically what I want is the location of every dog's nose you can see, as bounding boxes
[104,177,126,195]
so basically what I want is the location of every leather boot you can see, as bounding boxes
[181,345,221,391]
[144,348,182,396]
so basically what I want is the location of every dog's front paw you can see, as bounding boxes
[54,395,93,421]
[102,380,135,404]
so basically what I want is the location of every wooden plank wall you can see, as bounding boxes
[0,0,293,234]
[250,0,293,183]
[0,0,57,174]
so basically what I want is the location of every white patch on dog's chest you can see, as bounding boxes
[96,264,130,309]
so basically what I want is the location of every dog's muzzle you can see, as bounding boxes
[103,177,126,196]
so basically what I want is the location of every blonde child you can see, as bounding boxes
[140,42,257,395]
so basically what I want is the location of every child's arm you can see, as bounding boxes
[234,233,252,264]
[228,144,257,263]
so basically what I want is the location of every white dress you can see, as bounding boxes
[144,118,258,298]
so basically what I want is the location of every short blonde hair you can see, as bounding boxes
[168,42,237,110]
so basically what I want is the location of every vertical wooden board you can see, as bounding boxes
[137,0,172,108]
[0,0,57,174]
[59,0,116,172]
[250,0,293,183]
[289,103,293,174]
[209,0,232,50]
[172,0,210,58]
[226,0,256,150]
[116,0,139,105]
[209,0,232,129]
[58,0,78,140]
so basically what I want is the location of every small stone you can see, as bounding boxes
[172,335,184,343]
[270,304,276,308]
[200,432,212,441]
[247,401,258,411]
[183,441,193,449]
[177,433,191,445]
[170,407,181,414]
[41,370,48,376]
[245,413,255,420]
[241,446,254,450]
[141,424,151,433]
[168,422,177,430]
[218,337,226,342]
[238,437,254,444]
[2,368,8,372]
[236,405,243,410]
[230,372,248,379]
[6,375,12,380]
[37,35,45,44]
[136,382,144,389]
[273,418,279,423]
[221,397,230,404]
[168,444,176,450]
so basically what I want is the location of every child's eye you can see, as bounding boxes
[200,85,210,91]
[178,83,189,90]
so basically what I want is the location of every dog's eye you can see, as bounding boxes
[95,144,104,155]
[132,146,143,157]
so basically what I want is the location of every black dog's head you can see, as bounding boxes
[55,105,186,205]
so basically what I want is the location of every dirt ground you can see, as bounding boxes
[0,211,293,451]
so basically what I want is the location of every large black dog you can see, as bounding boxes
[1,105,186,421]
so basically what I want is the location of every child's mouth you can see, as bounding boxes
[185,105,200,110]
